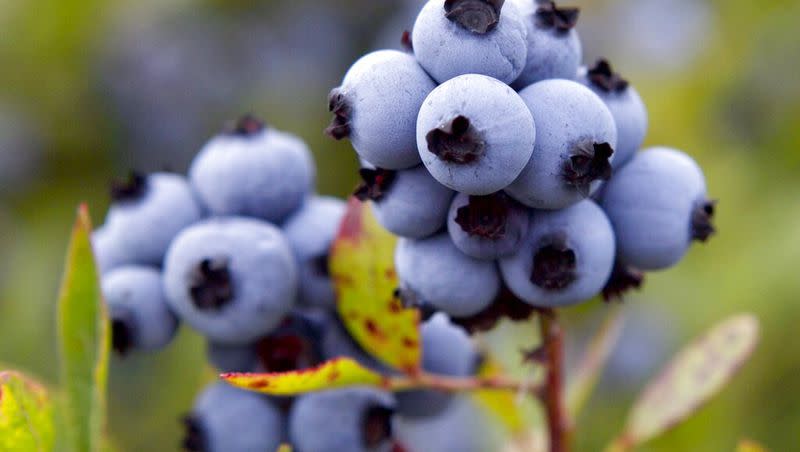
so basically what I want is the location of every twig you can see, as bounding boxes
[386,371,543,395]
[539,310,569,452]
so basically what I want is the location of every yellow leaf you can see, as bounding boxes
[0,371,55,452]
[222,358,386,396]
[471,356,531,435]
[611,314,759,450]
[330,198,421,374]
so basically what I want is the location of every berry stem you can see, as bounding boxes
[539,310,569,452]
[385,371,541,394]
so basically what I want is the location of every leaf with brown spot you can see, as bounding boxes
[222,358,385,396]
[330,199,421,373]
[607,314,759,451]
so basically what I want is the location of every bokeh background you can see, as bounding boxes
[0,0,798,450]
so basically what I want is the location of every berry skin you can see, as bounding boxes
[506,79,618,209]
[499,200,616,307]
[101,266,178,355]
[182,383,284,452]
[416,74,536,195]
[394,396,486,452]
[357,165,454,239]
[447,192,531,260]
[396,233,500,317]
[412,0,528,84]
[189,116,315,224]
[205,341,258,373]
[327,50,435,169]
[163,217,298,344]
[289,388,396,452]
[283,196,347,308]
[577,60,648,170]
[510,0,583,89]
[99,172,203,269]
[601,147,715,270]
[396,313,479,418]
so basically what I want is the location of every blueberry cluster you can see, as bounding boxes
[329,0,717,326]
[94,114,482,451]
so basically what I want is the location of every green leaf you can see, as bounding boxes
[737,439,768,452]
[608,314,759,451]
[0,371,55,452]
[57,204,110,452]
[567,305,625,422]
[330,199,421,374]
[222,358,386,396]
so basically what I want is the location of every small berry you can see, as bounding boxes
[447,192,531,259]
[417,74,536,195]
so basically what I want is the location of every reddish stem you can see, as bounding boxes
[539,310,569,452]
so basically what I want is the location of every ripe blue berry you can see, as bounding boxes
[578,60,648,170]
[395,396,486,452]
[205,341,258,373]
[98,172,203,269]
[182,383,284,452]
[447,192,531,260]
[102,266,178,355]
[163,217,297,344]
[356,165,454,239]
[289,388,396,452]
[510,0,582,89]
[396,313,479,418]
[283,196,347,308]
[189,115,315,224]
[412,0,528,84]
[416,74,536,195]
[506,79,618,209]
[396,233,500,317]
[327,50,435,169]
[500,200,615,307]
[601,147,715,270]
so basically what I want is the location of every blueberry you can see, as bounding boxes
[499,200,616,307]
[396,313,479,418]
[394,396,486,452]
[283,196,347,308]
[577,60,648,170]
[396,233,500,317]
[327,50,435,169]
[412,0,528,84]
[98,172,203,269]
[163,217,298,344]
[510,0,582,89]
[205,341,258,373]
[506,79,618,209]
[356,165,454,239]
[416,74,536,195]
[600,147,715,270]
[447,192,531,260]
[289,388,396,452]
[101,266,178,355]
[182,383,284,452]
[189,115,315,224]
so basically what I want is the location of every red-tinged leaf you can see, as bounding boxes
[222,358,386,396]
[330,199,421,374]
[608,314,759,451]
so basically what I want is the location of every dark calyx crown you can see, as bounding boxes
[354,168,397,202]
[563,141,614,196]
[691,199,717,242]
[189,258,234,311]
[535,1,580,32]
[588,59,629,93]
[325,88,352,140]
[455,192,513,239]
[531,233,577,291]
[110,171,147,203]
[223,114,266,137]
[444,0,505,34]
[425,115,486,164]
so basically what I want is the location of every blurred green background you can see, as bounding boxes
[0,0,797,450]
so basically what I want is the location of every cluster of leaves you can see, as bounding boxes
[0,201,765,451]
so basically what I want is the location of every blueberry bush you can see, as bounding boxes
[0,1,770,451]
